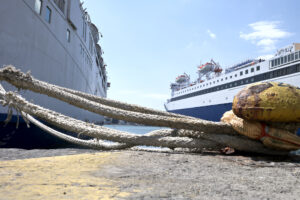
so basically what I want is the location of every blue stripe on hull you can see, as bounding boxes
[168,103,300,135]
[170,103,233,122]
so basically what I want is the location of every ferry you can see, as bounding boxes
[0,0,109,148]
[165,43,300,126]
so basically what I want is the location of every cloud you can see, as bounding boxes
[207,29,216,39]
[240,21,292,52]
[256,54,273,60]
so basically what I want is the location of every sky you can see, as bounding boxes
[83,0,300,110]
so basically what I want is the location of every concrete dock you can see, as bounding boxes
[1,148,300,199]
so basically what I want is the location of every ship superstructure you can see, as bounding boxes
[165,43,300,122]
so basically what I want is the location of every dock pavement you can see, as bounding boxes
[1,148,300,199]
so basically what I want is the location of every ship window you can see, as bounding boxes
[288,54,291,62]
[240,71,243,76]
[284,56,287,63]
[213,81,215,84]
[235,74,237,77]
[221,78,223,81]
[217,80,219,82]
[82,20,85,37]
[35,0,42,15]
[89,34,94,55]
[283,68,288,75]
[230,76,232,79]
[269,72,273,78]
[67,29,70,42]
[83,20,87,42]
[274,59,278,66]
[291,53,294,61]
[277,58,280,65]
[245,69,248,74]
[295,64,299,72]
[280,57,284,65]
[45,6,51,23]
[256,66,260,71]
[251,68,254,72]
[277,70,281,77]
[295,52,299,60]
[54,0,65,14]
[225,77,227,80]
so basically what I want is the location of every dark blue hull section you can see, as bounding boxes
[170,103,233,122]
[0,114,84,149]
[168,103,300,135]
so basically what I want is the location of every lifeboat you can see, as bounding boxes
[198,62,214,74]
[175,74,189,83]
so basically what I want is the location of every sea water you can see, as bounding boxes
[103,125,170,150]
[103,125,165,135]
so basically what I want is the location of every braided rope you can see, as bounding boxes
[0,65,289,155]
[0,91,220,149]
[0,66,234,134]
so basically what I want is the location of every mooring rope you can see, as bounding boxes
[0,65,290,155]
[0,66,234,134]
[0,89,287,155]
[58,83,190,119]
[0,90,222,149]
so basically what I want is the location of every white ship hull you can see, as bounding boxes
[165,47,300,122]
[0,0,108,147]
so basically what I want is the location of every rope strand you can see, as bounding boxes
[0,65,290,155]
